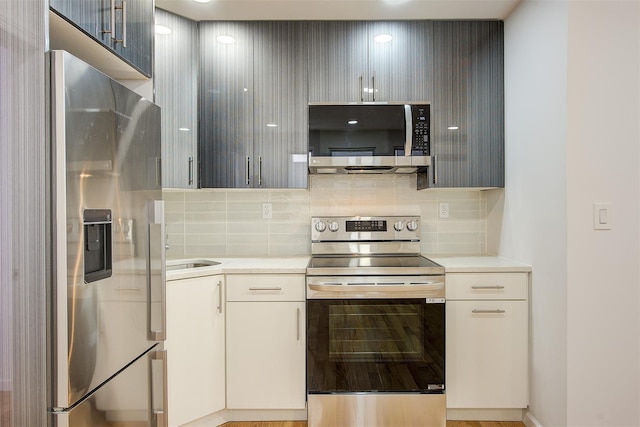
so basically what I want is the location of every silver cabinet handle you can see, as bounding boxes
[433,154,438,184]
[296,307,301,341]
[359,75,364,102]
[188,156,193,186]
[258,156,263,187]
[472,309,506,314]
[114,0,127,47]
[101,0,114,37]
[109,0,116,40]
[471,285,505,290]
[246,156,250,186]
[371,74,376,102]
[248,286,282,291]
[217,280,222,314]
[150,349,168,427]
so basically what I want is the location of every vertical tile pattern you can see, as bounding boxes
[155,8,198,188]
[1,0,47,425]
[164,177,487,258]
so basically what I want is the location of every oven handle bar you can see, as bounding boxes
[308,282,444,293]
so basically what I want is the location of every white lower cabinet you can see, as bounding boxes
[166,274,225,426]
[226,274,306,410]
[445,272,529,409]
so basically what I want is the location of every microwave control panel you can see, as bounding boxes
[411,104,430,154]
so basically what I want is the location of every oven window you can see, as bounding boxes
[328,303,424,362]
[307,299,445,393]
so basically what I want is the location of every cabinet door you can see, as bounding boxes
[155,9,198,188]
[252,21,308,188]
[446,300,528,408]
[430,21,504,188]
[199,21,254,188]
[166,275,225,426]
[367,21,433,103]
[227,301,306,409]
[50,0,112,46]
[111,0,153,76]
[50,0,152,77]
[308,21,368,103]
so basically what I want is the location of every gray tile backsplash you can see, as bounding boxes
[163,175,487,258]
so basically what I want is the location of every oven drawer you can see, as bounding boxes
[226,274,305,301]
[445,272,528,300]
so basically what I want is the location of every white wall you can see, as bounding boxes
[494,0,640,425]
[492,1,569,425]
[565,1,640,425]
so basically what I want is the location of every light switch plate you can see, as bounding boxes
[593,202,612,230]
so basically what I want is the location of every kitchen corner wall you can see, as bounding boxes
[164,174,488,258]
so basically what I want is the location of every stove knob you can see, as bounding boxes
[315,221,327,232]
[328,221,339,232]
[393,221,405,231]
[406,220,419,232]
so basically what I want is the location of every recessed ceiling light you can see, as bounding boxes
[155,25,171,35]
[216,35,236,44]
[347,120,358,125]
[374,34,393,43]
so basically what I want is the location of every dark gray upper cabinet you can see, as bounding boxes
[155,9,198,188]
[199,21,308,189]
[308,21,432,103]
[50,0,153,77]
[426,21,504,188]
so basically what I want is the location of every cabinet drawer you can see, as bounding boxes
[226,274,305,301]
[446,273,528,300]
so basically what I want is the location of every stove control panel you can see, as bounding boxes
[312,216,420,242]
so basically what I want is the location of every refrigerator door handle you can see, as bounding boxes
[147,200,166,341]
[150,348,168,427]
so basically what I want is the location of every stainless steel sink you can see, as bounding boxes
[166,260,220,271]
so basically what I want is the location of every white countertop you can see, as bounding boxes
[166,256,311,281]
[426,255,532,273]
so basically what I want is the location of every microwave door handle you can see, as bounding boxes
[404,104,412,156]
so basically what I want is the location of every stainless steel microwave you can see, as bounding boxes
[308,102,430,174]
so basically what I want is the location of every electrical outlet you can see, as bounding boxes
[262,202,272,219]
[439,202,449,219]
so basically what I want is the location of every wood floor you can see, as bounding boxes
[222,422,525,427]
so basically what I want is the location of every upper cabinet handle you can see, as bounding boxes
[188,156,194,186]
[258,156,263,187]
[371,74,376,102]
[359,75,364,102]
[114,0,127,47]
[246,156,251,186]
[101,0,114,36]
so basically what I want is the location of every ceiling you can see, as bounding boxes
[154,0,521,21]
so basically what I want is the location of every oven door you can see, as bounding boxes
[306,296,445,394]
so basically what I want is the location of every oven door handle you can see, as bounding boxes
[308,282,444,293]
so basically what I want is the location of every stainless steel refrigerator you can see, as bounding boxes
[46,50,167,427]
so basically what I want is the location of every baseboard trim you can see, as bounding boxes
[523,411,543,427]
[446,408,526,421]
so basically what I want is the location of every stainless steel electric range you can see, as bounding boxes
[306,216,446,427]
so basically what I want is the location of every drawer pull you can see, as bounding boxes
[248,287,282,291]
[471,285,505,290]
[472,309,506,314]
